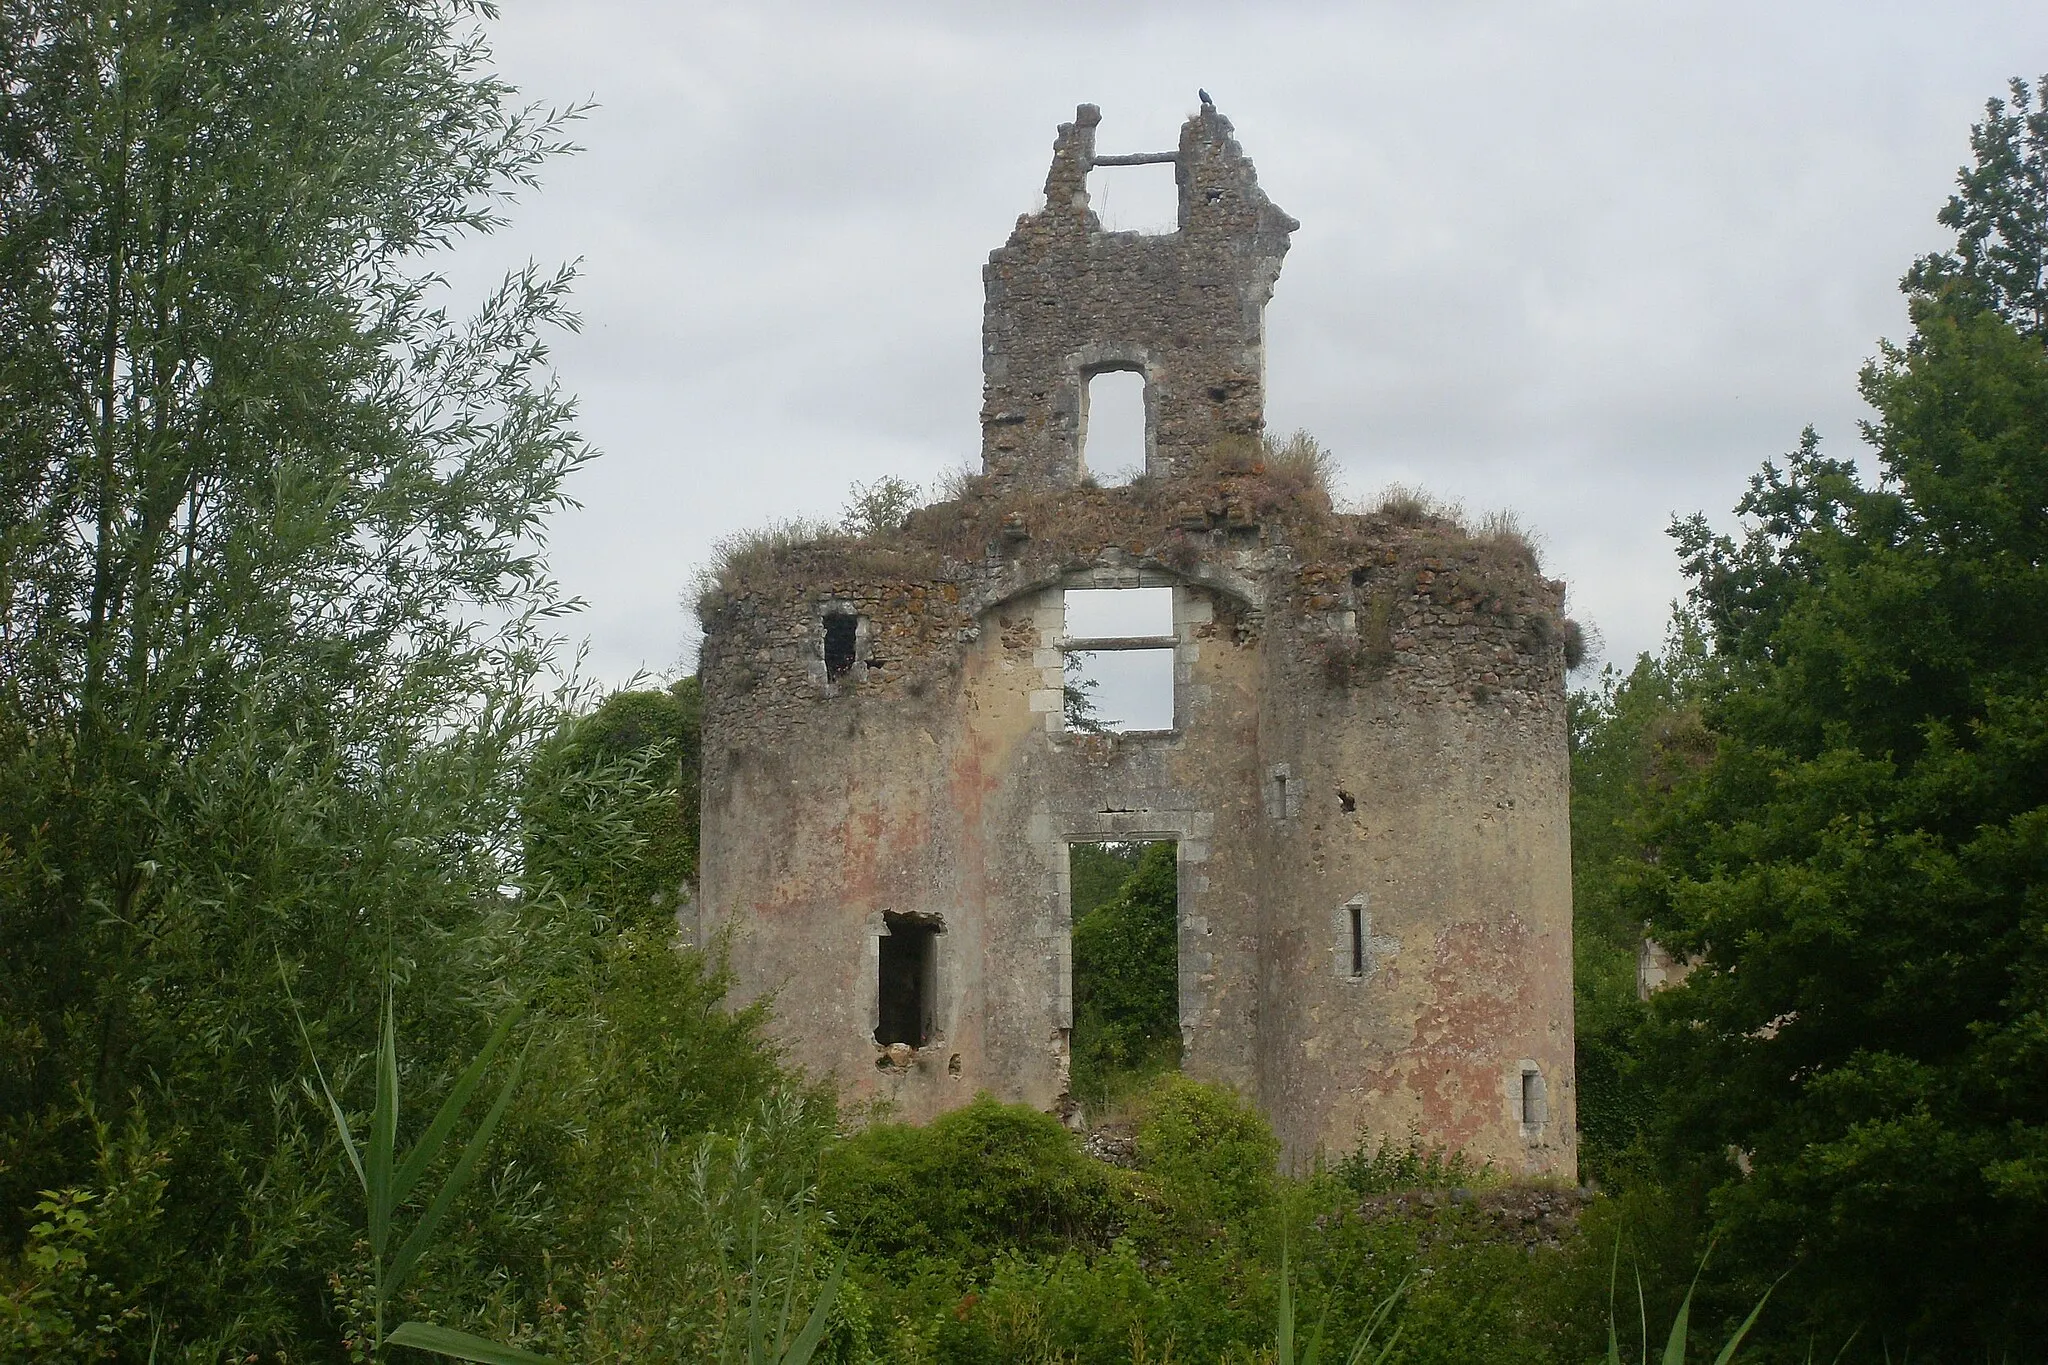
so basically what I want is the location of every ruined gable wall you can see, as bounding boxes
[981,105,1297,492]
[699,99,1572,1172]
[697,522,1279,1121]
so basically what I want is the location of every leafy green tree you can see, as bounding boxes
[1567,626,1715,1183]
[0,0,609,1354]
[816,1097,1120,1272]
[523,679,702,933]
[1633,78,2048,1350]
[1069,840,1143,920]
[1904,75,2048,338]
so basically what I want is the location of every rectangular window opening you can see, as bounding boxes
[1086,159,1180,235]
[823,612,858,680]
[1520,1068,1547,1127]
[1349,903,1365,978]
[1065,648,1175,733]
[1065,586,1172,639]
[1081,370,1147,486]
[876,912,939,1048]
[1068,839,1181,1109]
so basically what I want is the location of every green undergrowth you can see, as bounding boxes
[809,1079,1681,1365]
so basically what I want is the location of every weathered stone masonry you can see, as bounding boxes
[696,103,1576,1176]
[982,103,1298,492]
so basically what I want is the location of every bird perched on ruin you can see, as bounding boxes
[1199,88,1214,109]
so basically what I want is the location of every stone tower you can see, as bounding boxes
[695,103,1576,1175]
[981,103,1298,490]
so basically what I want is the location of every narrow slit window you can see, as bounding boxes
[1274,772,1289,815]
[1520,1068,1547,1126]
[876,913,939,1048]
[1080,370,1147,485]
[1348,903,1365,977]
[823,612,857,680]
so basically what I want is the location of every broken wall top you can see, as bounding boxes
[981,103,1298,493]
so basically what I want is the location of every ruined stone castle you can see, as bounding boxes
[696,102,1575,1175]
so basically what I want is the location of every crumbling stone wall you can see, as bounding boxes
[696,103,1575,1177]
[981,104,1298,491]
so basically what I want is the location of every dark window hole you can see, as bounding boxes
[1348,903,1365,977]
[824,613,857,680]
[1338,789,1356,813]
[876,912,939,1048]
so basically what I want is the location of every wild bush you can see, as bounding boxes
[1133,1076,1279,1229]
[817,1097,1120,1271]
[1332,1136,1487,1197]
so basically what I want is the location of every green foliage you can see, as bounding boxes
[1067,840,1143,919]
[1567,627,1715,1183]
[1133,1075,1278,1229]
[1069,842,1181,1106]
[805,1081,1705,1365]
[1331,1135,1485,1199]
[0,1113,166,1364]
[0,2,814,1358]
[1904,74,2048,338]
[1626,79,2048,1350]
[1272,1237,1404,1365]
[817,1097,1120,1271]
[291,981,543,1360]
[840,478,920,539]
[1061,652,1110,736]
[524,679,702,934]
[530,1090,843,1363]
[724,1224,845,1365]
[1602,1239,1775,1365]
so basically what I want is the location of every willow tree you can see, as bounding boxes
[0,1,602,1353]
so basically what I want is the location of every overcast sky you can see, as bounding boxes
[458,1,2048,688]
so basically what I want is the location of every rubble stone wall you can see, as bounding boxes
[697,102,1574,1175]
[981,104,1298,492]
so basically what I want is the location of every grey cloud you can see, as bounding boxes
[470,0,2048,682]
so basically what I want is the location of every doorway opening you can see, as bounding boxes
[1067,839,1181,1108]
